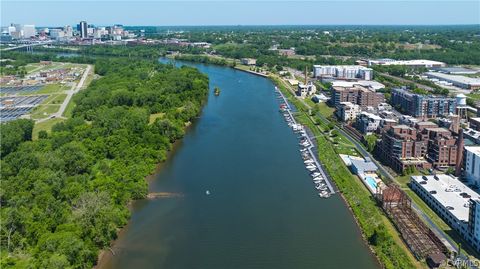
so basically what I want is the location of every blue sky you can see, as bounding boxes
[1,1,479,26]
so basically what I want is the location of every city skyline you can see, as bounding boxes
[1,1,479,26]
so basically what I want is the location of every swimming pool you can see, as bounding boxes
[365,176,377,190]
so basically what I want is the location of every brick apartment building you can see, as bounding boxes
[377,122,462,173]
[425,128,459,167]
[377,125,431,173]
[330,85,385,108]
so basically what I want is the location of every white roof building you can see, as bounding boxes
[368,59,446,68]
[465,146,480,186]
[410,174,480,252]
[330,80,385,91]
[425,72,480,90]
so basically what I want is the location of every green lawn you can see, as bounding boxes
[32,118,65,140]
[35,83,69,94]
[149,112,165,124]
[318,102,335,118]
[48,94,67,105]
[25,63,42,73]
[30,105,60,120]
[468,93,480,101]
[62,98,76,118]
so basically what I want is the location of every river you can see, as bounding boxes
[99,59,379,269]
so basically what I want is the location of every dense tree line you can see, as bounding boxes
[0,58,209,268]
[163,25,480,65]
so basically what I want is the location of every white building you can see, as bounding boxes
[410,174,480,253]
[7,26,16,35]
[336,102,361,122]
[465,146,480,186]
[356,112,382,134]
[297,81,317,98]
[313,65,373,81]
[22,25,36,38]
[49,28,65,39]
[368,59,446,68]
[64,25,73,37]
[330,80,385,91]
[464,128,480,145]
[240,58,256,66]
[425,72,480,90]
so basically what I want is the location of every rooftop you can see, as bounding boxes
[417,121,438,126]
[359,111,382,120]
[393,124,413,129]
[370,59,445,66]
[350,158,378,173]
[464,128,480,140]
[411,174,480,222]
[426,72,480,86]
[313,65,371,70]
[433,67,478,75]
[465,146,480,156]
[333,84,372,92]
[330,80,385,90]
[425,127,450,133]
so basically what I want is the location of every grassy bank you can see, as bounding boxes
[270,75,421,269]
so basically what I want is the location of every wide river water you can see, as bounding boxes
[99,59,379,269]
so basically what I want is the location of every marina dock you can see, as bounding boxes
[275,86,336,197]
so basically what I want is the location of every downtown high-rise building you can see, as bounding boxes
[79,21,88,38]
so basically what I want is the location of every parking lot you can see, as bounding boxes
[1,95,49,122]
[0,85,45,95]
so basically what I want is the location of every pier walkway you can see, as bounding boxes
[275,86,336,195]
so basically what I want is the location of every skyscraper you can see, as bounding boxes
[79,21,88,38]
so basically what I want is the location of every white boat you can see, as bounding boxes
[304,159,314,164]
[206,190,211,195]
[307,167,317,172]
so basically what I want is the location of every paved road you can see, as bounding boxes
[36,64,92,123]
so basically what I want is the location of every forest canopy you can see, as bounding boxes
[0,58,209,268]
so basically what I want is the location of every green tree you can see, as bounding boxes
[364,134,377,152]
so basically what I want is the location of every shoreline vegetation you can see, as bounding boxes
[0,58,209,268]
[3,50,418,268]
[167,52,420,267]
[269,75,420,268]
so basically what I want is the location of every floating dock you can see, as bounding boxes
[275,86,336,196]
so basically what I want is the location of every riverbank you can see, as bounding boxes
[269,74,422,268]
[97,58,380,269]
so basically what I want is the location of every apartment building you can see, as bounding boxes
[425,128,459,168]
[313,65,373,80]
[391,88,456,119]
[377,125,431,173]
[356,112,382,134]
[331,85,385,108]
[465,146,480,186]
[336,102,361,122]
